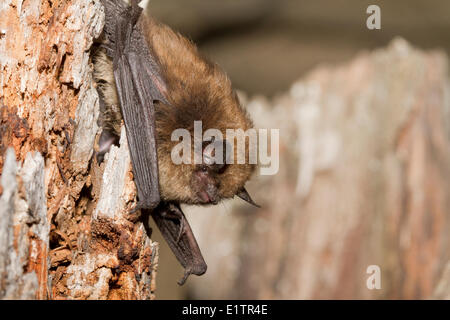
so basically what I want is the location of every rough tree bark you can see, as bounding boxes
[186,38,450,299]
[0,0,158,299]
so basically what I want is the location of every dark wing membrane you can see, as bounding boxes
[102,0,166,209]
[150,203,207,285]
[100,0,207,284]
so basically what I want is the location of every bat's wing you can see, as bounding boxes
[100,0,207,284]
[151,203,207,285]
[101,0,167,210]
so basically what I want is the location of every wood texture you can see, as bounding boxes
[0,0,158,300]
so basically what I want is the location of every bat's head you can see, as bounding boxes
[155,87,258,207]
[149,21,259,207]
[156,137,257,206]
[190,134,260,206]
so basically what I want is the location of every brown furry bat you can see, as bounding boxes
[93,0,258,284]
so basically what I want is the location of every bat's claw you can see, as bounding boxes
[177,261,208,285]
[177,268,192,286]
[130,202,144,214]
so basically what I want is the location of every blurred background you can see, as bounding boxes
[147,0,450,299]
[149,0,450,96]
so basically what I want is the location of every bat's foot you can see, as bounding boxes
[177,263,208,286]
[177,268,192,286]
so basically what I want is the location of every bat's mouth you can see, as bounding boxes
[198,191,218,205]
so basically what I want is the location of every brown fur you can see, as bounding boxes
[92,48,122,135]
[94,13,255,205]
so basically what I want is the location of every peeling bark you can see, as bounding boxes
[0,0,158,300]
[0,149,48,299]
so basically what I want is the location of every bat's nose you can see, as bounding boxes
[198,189,219,205]
[206,182,219,204]
[198,191,210,203]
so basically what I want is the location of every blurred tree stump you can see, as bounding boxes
[187,38,450,299]
[0,0,157,299]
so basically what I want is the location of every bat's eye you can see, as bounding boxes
[214,163,226,174]
[201,165,208,172]
[216,164,227,174]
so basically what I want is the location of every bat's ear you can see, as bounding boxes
[236,188,260,208]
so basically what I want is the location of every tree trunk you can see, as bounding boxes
[186,38,450,300]
[0,0,158,300]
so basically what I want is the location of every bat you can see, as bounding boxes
[93,0,258,285]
